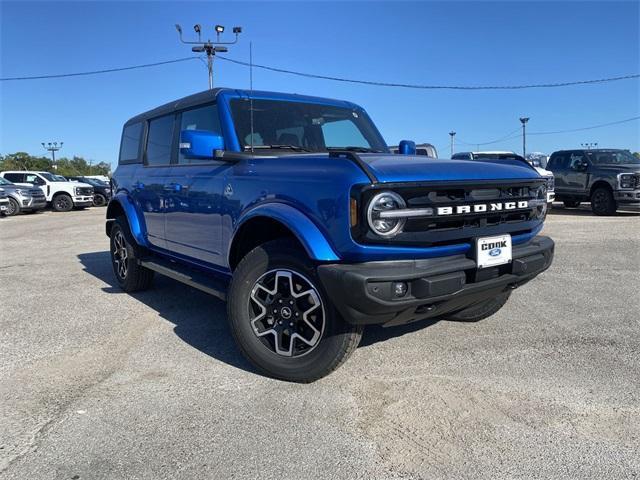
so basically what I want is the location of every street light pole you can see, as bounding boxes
[41,141,63,166]
[175,24,242,89]
[519,117,529,158]
[449,131,456,157]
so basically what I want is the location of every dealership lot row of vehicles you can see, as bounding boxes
[0,172,111,216]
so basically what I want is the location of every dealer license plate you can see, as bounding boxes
[476,234,512,269]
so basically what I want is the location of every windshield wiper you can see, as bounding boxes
[326,146,383,153]
[244,144,312,152]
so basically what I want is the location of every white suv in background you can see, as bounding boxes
[450,151,555,205]
[0,171,94,212]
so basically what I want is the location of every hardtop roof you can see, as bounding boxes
[124,88,360,126]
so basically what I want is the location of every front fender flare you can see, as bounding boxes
[106,193,147,247]
[232,203,340,262]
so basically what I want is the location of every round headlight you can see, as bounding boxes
[367,191,407,237]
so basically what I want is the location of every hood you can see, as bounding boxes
[56,181,93,188]
[360,154,541,183]
[534,166,553,177]
[0,183,42,193]
[592,164,640,174]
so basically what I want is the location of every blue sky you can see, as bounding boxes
[1,1,638,169]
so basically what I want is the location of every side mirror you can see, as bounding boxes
[398,140,416,155]
[531,159,541,168]
[180,129,225,159]
[573,159,588,171]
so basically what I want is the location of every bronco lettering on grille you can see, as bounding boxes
[436,200,529,216]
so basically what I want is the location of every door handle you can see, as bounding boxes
[164,183,185,192]
[133,181,145,190]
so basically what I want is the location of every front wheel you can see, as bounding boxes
[52,194,73,212]
[446,291,511,322]
[93,194,107,207]
[227,239,363,383]
[591,187,617,216]
[6,197,20,216]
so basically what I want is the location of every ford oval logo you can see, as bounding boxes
[489,248,502,257]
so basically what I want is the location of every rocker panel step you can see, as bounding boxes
[139,258,227,301]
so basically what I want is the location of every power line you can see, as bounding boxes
[450,116,640,150]
[529,116,640,135]
[217,56,639,90]
[1,54,638,90]
[457,128,521,146]
[0,57,199,81]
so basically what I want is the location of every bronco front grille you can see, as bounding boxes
[353,180,547,247]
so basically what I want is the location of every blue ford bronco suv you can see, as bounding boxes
[107,88,554,382]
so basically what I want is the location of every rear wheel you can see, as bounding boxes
[93,193,107,207]
[591,187,617,216]
[563,200,581,208]
[227,239,363,382]
[110,217,154,292]
[447,291,511,322]
[52,193,73,212]
[6,197,20,216]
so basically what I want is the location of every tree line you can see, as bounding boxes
[0,152,111,177]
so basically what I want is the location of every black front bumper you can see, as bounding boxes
[614,189,640,206]
[318,236,554,327]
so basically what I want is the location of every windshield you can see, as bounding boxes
[74,177,102,186]
[37,172,66,181]
[587,150,639,165]
[230,99,387,153]
[0,177,13,186]
[474,153,525,161]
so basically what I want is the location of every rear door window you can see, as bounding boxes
[3,173,24,183]
[146,115,175,166]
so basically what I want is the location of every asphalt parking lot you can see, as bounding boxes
[1,206,639,479]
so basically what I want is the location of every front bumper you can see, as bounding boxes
[21,196,47,210]
[318,236,554,327]
[614,189,640,206]
[73,196,94,207]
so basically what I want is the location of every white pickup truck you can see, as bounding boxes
[0,171,94,212]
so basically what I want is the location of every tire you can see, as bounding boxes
[446,291,511,322]
[563,200,581,208]
[93,194,107,207]
[591,187,617,216]
[110,216,154,292]
[52,193,73,212]
[6,197,20,216]
[227,239,363,383]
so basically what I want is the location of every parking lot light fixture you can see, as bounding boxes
[520,117,530,158]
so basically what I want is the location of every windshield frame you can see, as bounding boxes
[227,96,388,155]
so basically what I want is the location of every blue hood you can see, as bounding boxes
[361,154,541,183]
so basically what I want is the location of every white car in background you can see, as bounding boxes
[0,170,94,212]
[450,151,555,205]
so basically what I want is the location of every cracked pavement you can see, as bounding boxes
[1,206,639,479]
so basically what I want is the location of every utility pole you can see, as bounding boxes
[519,117,529,158]
[449,131,456,157]
[175,23,242,89]
[41,141,63,168]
